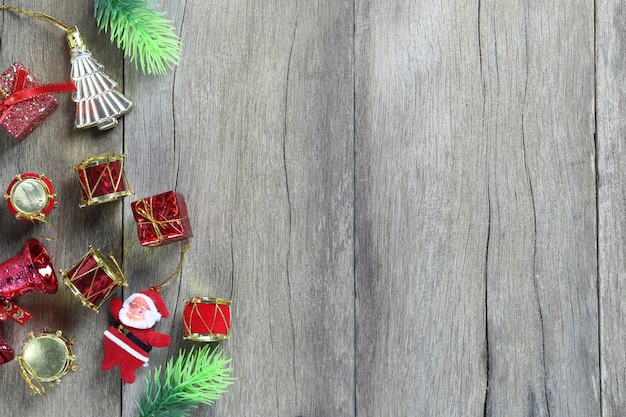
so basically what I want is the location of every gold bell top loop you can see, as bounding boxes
[66,26,86,50]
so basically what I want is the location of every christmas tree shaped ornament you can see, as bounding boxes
[16,328,77,395]
[67,26,133,130]
[0,6,133,130]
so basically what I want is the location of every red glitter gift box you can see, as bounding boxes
[0,62,75,141]
[131,191,193,247]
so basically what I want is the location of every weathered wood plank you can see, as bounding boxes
[355,0,598,416]
[597,1,626,416]
[354,1,489,415]
[123,0,355,416]
[480,1,597,416]
[119,0,182,414]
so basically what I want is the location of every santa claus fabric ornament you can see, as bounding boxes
[101,286,172,383]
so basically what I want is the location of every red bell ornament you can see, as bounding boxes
[0,238,58,364]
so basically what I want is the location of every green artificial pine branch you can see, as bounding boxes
[135,345,235,417]
[94,0,181,75]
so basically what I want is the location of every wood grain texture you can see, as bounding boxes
[355,0,597,416]
[355,0,489,415]
[598,1,626,417]
[0,0,621,416]
[480,1,598,416]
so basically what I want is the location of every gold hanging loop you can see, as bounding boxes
[32,218,60,242]
[0,6,71,33]
[155,243,191,290]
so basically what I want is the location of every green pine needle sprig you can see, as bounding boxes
[94,0,181,75]
[135,345,235,417]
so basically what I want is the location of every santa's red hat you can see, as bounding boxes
[126,286,169,319]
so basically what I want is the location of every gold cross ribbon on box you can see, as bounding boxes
[134,196,188,247]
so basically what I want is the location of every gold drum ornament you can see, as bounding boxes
[17,328,76,395]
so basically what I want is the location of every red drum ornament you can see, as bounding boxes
[61,246,127,313]
[182,297,232,342]
[71,153,133,207]
[5,173,56,221]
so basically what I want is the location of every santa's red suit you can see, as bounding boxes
[101,287,171,383]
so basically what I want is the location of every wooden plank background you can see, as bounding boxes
[0,0,620,416]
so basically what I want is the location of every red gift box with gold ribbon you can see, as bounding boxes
[131,191,193,247]
[0,62,76,140]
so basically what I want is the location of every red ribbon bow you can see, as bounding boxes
[0,297,32,325]
[0,67,76,124]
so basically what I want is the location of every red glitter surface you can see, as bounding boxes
[131,191,193,247]
[77,159,126,200]
[64,254,117,307]
[0,62,59,141]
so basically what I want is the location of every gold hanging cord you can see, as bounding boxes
[32,218,60,242]
[0,6,71,33]
[120,239,143,275]
[115,242,190,291]
[156,242,191,289]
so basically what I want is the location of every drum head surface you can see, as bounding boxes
[10,177,50,214]
[23,335,68,382]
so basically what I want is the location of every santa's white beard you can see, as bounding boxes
[119,305,159,329]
